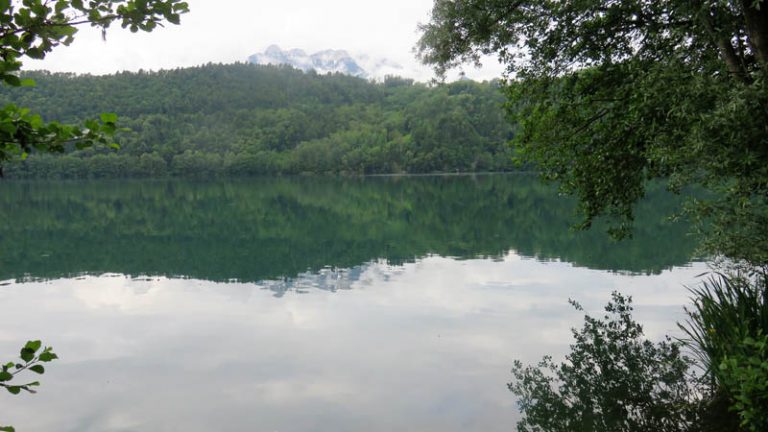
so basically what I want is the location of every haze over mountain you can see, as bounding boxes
[248,45,409,79]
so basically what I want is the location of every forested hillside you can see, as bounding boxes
[0,63,515,178]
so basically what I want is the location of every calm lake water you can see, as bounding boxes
[0,175,707,431]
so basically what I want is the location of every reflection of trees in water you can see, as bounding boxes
[0,175,698,284]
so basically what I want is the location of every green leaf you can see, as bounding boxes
[0,122,16,134]
[0,371,12,382]
[100,112,118,123]
[24,340,42,353]
[5,386,21,395]
[19,349,34,363]
[3,75,21,87]
[25,48,45,60]
[38,351,58,362]
[56,26,78,37]
[19,78,35,87]
[28,365,44,374]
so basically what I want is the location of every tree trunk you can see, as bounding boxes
[742,0,768,68]
[695,1,749,82]
[716,34,748,79]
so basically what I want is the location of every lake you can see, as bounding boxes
[0,174,707,431]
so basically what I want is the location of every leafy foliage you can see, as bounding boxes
[0,341,58,431]
[0,104,120,171]
[718,334,768,432]
[509,293,702,432]
[0,0,189,170]
[681,272,768,431]
[417,0,768,265]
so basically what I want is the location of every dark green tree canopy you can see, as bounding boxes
[418,0,768,265]
[419,1,768,79]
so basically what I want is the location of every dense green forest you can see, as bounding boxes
[0,175,696,289]
[0,63,516,178]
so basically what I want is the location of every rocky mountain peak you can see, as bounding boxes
[248,45,405,79]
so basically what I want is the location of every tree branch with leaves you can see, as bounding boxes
[0,0,189,172]
[0,341,59,432]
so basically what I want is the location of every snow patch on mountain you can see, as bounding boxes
[248,45,407,79]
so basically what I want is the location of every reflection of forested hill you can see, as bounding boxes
[0,175,698,283]
[0,64,514,177]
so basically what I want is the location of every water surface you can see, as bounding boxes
[0,175,706,431]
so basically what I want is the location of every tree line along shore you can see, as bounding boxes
[0,63,517,179]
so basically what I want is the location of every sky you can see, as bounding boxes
[25,0,506,81]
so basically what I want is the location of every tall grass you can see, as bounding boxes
[680,271,768,431]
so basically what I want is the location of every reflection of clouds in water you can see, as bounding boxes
[0,255,709,432]
[73,276,161,311]
[255,378,359,403]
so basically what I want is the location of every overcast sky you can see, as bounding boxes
[25,0,505,81]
